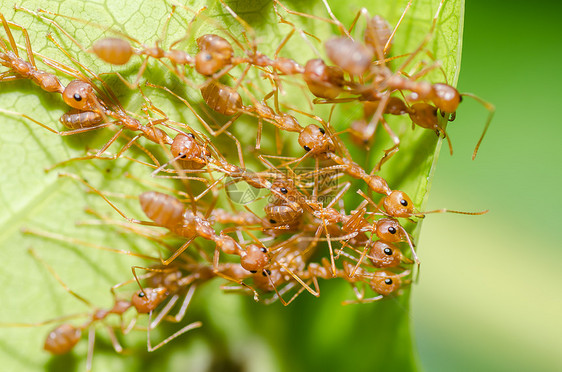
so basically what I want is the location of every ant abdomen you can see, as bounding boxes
[364,97,409,117]
[325,37,373,76]
[200,81,242,116]
[92,37,134,65]
[303,59,345,99]
[139,191,185,227]
[264,203,303,225]
[59,109,104,129]
[364,15,392,54]
[43,324,82,355]
[408,103,439,130]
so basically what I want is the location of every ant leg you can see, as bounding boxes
[373,118,401,172]
[0,14,19,57]
[435,125,453,156]
[397,0,446,72]
[45,128,131,171]
[276,262,319,298]
[149,295,180,329]
[0,108,114,136]
[22,228,160,261]
[384,1,413,54]
[160,285,197,324]
[273,0,349,37]
[460,93,496,160]
[57,172,151,225]
[0,14,36,66]
[105,326,124,353]
[15,6,89,53]
[146,312,202,352]
[27,248,92,306]
[162,236,197,266]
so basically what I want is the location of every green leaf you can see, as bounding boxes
[0,0,463,371]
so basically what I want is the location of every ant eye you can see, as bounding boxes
[319,127,325,134]
[262,269,272,276]
[384,278,393,285]
[137,292,145,298]
[250,270,257,274]
[388,227,397,234]
[73,93,82,101]
[400,199,408,206]
[269,219,276,224]
[303,145,311,152]
[260,247,267,253]
[187,133,195,139]
[179,153,187,159]
[280,187,288,194]
[384,248,392,255]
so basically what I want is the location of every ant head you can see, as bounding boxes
[43,324,82,355]
[385,97,409,116]
[195,34,233,75]
[253,268,283,292]
[431,83,461,113]
[62,80,98,111]
[298,124,335,156]
[171,133,209,169]
[374,218,406,242]
[240,244,270,273]
[197,34,234,57]
[325,37,373,76]
[408,103,438,130]
[195,50,228,75]
[369,241,401,268]
[383,190,415,218]
[92,37,133,65]
[269,178,297,202]
[370,271,401,296]
[131,287,168,314]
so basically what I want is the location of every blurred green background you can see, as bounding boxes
[412,0,562,371]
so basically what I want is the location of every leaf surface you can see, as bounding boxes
[0,0,463,371]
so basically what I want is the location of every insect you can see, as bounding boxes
[13,5,209,89]
[2,247,201,371]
